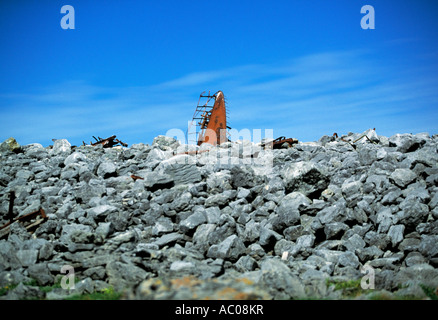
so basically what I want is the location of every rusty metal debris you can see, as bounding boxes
[187,91,300,149]
[83,135,128,148]
[336,129,378,150]
[0,192,47,239]
[131,175,144,181]
[188,91,230,146]
[261,136,299,149]
[350,134,378,145]
[7,191,15,225]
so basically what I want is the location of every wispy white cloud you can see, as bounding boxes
[1,47,437,146]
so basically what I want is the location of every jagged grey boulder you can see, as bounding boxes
[282,161,329,197]
[389,133,425,153]
[274,191,311,229]
[52,139,71,154]
[390,169,416,188]
[0,137,22,154]
[207,234,246,262]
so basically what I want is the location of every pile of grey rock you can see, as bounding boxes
[0,129,437,300]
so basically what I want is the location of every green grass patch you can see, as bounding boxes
[0,277,122,300]
[326,278,367,298]
[64,286,122,300]
[420,284,438,300]
[0,283,18,296]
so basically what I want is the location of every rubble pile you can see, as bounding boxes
[0,129,437,300]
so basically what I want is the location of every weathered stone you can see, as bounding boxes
[97,161,117,179]
[376,207,398,233]
[389,133,425,153]
[193,224,216,253]
[274,192,311,230]
[52,139,71,154]
[153,232,184,247]
[207,235,246,262]
[259,258,306,299]
[235,255,258,272]
[106,260,150,291]
[282,161,329,197]
[404,252,427,267]
[152,217,174,236]
[27,263,54,286]
[341,179,362,200]
[324,222,349,240]
[343,234,365,253]
[283,225,305,241]
[60,224,93,245]
[381,188,402,205]
[164,163,202,185]
[205,190,236,207]
[171,192,192,211]
[0,137,22,154]
[393,264,438,298]
[64,152,87,166]
[152,135,180,150]
[397,199,429,230]
[259,227,282,248]
[95,222,114,240]
[388,225,405,247]
[296,234,316,249]
[315,201,346,225]
[169,261,195,272]
[337,251,360,268]
[390,169,416,188]
[418,235,438,259]
[87,205,117,221]
[179,210,207,234]
[16,249,38,267]
[356,246,384,262]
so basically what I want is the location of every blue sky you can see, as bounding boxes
[1,0,437,147]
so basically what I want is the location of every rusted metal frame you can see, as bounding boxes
[339,134,378,150]
[353,134,378,145]
[261,136,298,149]
[8,191,15,224]
[196,95,217,140]
[0,202,47,239]
[113,138,128,147]
[91,135,117,147]
[0,208,47,231]
[83,135,128,148]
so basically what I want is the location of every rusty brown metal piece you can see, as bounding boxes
[131,175,144,181]
[0,207,47,239]
[83,135,128,148]
[1,191,47,238]
[338,133,378,150]
[189,91,229,146]
[7,191,15,224]
[261,136,298,149]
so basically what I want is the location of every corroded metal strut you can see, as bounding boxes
[189,91,229,146]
